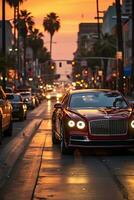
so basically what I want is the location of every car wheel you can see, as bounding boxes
[24,112,27,120]
[52,128,59,144]
[19,114,24,121]
[60,124,71,155]
[4,119,13,137]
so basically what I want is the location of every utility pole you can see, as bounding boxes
[115,0,124,94]
[96,0,100,39]
[131,0,134,93]
[2,0,6,89]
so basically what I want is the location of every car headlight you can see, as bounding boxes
[68,120,75,128]
[131,120,134,128]
[46,95,51,99]
[57,93,62,98]
[24,98,29,102]
[76,121,86,129]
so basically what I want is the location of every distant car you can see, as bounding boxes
[52,89,134,154]
[32,88,45,102]
[6,93,27,121]
[0,86,13,142]
[20,91,36,109]
[4,86,14,94]
[46,89,63,100]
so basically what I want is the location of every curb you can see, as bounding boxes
[0,119,42,188]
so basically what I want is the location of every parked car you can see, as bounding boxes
[0,86,13,142]
[52,89,134,154]
[6,93,27,121]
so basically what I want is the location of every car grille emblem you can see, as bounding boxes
[104,115,111,119]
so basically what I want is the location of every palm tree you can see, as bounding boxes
[27,28,44,60]
[16,10,35,82]
[43,12,60,60]
[27,28,44,78]
[6,0,26,46]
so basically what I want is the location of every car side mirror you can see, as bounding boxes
[54,103,63,109]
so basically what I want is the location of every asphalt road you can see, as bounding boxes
[0,99,134,200]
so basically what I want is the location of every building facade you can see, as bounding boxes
[76,23,98,56]
[101,3,116,35]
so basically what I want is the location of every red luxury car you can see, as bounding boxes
[52,89,134,154]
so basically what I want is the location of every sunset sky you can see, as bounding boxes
[1,0,114,60]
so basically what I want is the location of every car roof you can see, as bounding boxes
[69,89,119,95]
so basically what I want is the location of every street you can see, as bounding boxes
[0,0,134,199]
[0,99,134,200]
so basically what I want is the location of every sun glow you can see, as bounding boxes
[1,0,114,59]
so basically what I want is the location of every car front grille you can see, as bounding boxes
[89,119,128,136]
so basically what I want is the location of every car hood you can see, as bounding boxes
[11,101,23,105]
[70,107,132,120]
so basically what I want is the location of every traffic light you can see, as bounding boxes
[51,62,56,70]
[59,62,62,67]
[55,74,60,79]
[51,65,55,70]
[72,60,76,66]
[67,75,71,79]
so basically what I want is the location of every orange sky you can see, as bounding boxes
[1,0,114,60]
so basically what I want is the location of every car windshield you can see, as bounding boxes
[69,91,128,109]
[7,94,22,102]
[20,92,30,96]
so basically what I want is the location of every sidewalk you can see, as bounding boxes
[0,119,42,188]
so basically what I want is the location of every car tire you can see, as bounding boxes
[52,128,59,144]
[4,119,13,137]
[60,124,71,155]
[19,114,24,121]
[24,113,27,120]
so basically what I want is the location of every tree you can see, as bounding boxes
[37,47,55,84]
[93,33,116,87]
[43,12,60,60]
[16,10,35,82]
[6,0,26,46]
[27,28,44,60]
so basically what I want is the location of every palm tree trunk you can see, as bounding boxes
[103,59,108,88]
[13,6,16,47]
[50,34,53,61]
[23,37,27,85]
[2,0,6,89]
[131,0,134,93]
[16,4,20,79]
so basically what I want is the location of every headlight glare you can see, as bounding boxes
[68,120,75,128]
[77,121,86,129]
[131,120,134,128]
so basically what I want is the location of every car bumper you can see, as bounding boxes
[68,136,134,149]
[12,110,24,118]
